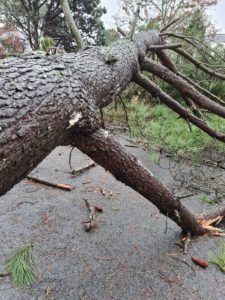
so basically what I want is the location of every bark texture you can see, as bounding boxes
[69,129,206,235]
[0,31,162,197]
[0,30,223,236]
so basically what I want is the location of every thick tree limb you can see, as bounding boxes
[177,71,225,106]
[141,58,225,119]
[173,48,225,80]
[149,43,181,50]
[161,32,225,63]
[155,49,177,72]
[68,129,207,236]
[133,72,225,142]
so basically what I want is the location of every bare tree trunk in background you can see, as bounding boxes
[60,0,85,50]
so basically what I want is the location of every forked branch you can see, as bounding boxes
[68,129,207,236]
[173,48,225,80]
[141,58,225,119]
[133,72,225,142]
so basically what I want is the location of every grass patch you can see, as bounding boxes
[4,244,36,287]
[200,195,215,205]
[104,101,225,159]
[209,243,225,272]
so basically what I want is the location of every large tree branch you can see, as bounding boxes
[177,71,225,106]
[133,72,225,142]
[173,48,225,80]
[141,58,225,119]
[161,32,225,63]
[68,129,207,236]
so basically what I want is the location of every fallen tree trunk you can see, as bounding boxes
[0,31,162,197]
[1,30,225,236]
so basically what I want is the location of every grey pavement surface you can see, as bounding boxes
[0,135,224,300]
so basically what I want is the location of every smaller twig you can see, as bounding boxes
[119,95,131,133]
[83,198,97,232]
[69,161,95,176]
[26,176,73,191]
[100,108,105,129]
[158,270,178,287]
[125,144,140,148]
[164,213,168,234]
[175,241,183,248]
[149,43,181,50]
[177,193,194,200]
[177,71,225,106]
[173,47,225,80]
[167,253,196,274]
[185,119,192,132]
[69,146,95,175]
[0,272,10,277]
[69,146,75,170]
[161,31,225,63]
[160,17,180,33]
[183,232,191,254]
[16,201,37,207]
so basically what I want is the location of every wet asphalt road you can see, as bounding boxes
[0,135,224,300]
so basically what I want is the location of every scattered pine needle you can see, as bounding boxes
[4,244,36,286]
[209,243,225,272]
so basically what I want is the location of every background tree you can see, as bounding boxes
[115,4,225,111]
[0,0,106,51]
[116,0,217,29]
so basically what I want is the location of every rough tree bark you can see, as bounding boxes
[1,30,225,237]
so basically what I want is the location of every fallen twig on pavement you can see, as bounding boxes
[83,198,97,232]
[82,198,103,232]
[183,232,191,254]
[0,272,10,277]
[26,176,73,191]
[69,147,95,175]
[70,161,95,176]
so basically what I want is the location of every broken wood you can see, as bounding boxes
[68,151,95,176]
[83,198,97,232]
[0,272,10,277]
[183,232,191,254]
[94,204,104,213]
[26,176,73,191]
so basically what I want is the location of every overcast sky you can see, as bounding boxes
[101,0,225,32]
